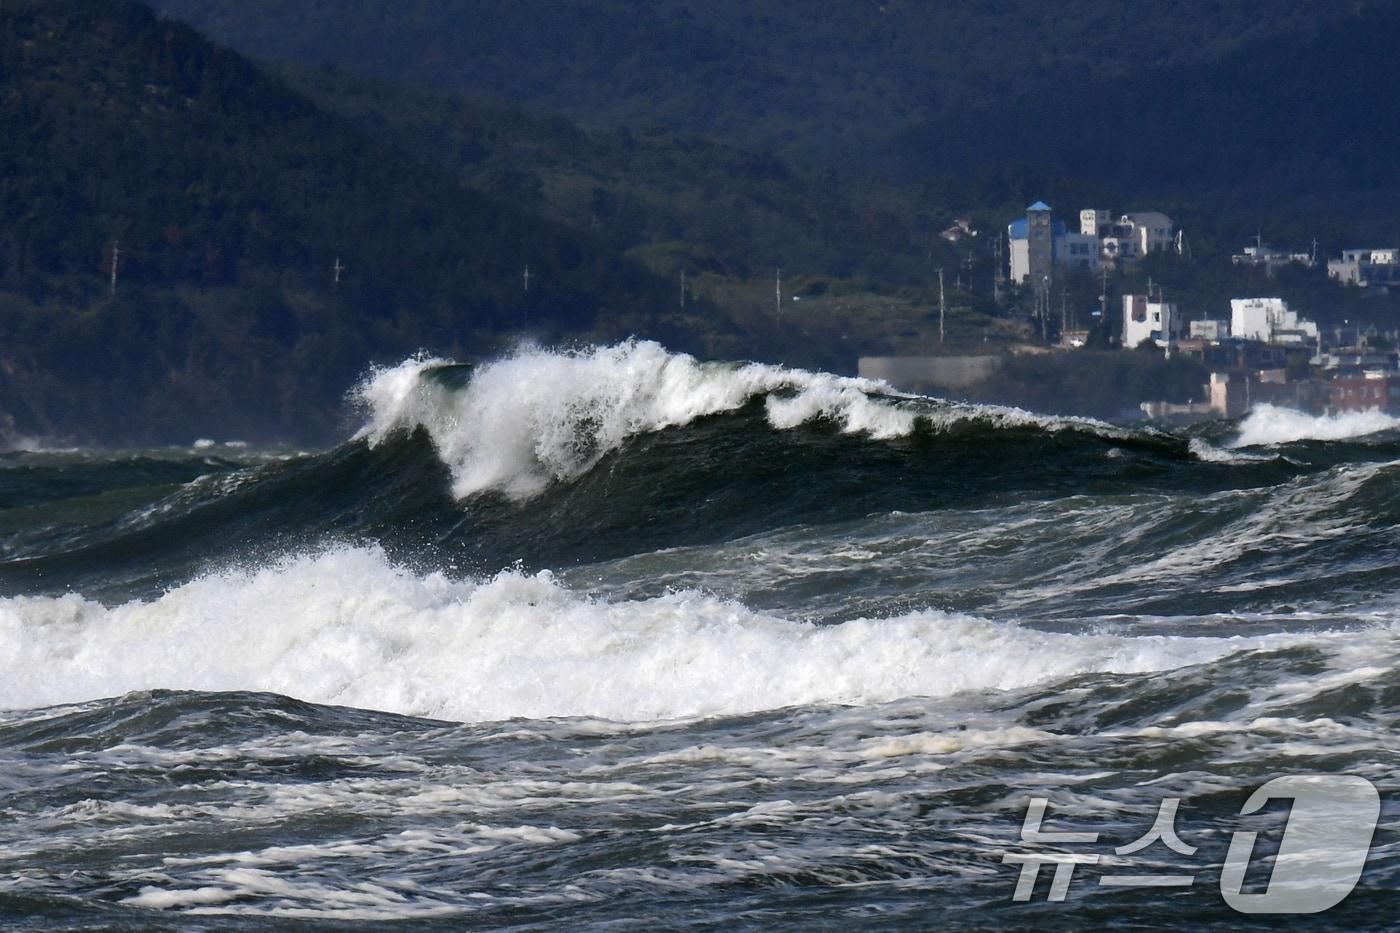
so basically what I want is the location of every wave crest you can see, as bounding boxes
[0,546,1307,724]
[353,342,1124,501]
[1230,403,1400,447]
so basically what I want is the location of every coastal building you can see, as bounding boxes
[1331,372,1400,412]
[1319,347,1398,375]
[1007,202,1100,285]
[1079,209,1174,263]
[1189,319,1229,342]
[1328,249,1400,289]
[1079,209,1112,237]
[1123,294,1183,348]
[1229,298,1318,347]
[1122,212,1174,256]
[1231,242,1315,274]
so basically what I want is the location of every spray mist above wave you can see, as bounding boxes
[353,341,1129,501]
[0,546,1340,724]
[1229,403,1400,448]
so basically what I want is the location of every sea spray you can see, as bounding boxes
[1230,403,1400,447]
[0,545,1317,723]
[354,341,1131,501]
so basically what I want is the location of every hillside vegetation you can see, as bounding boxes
[0,0,685,443]
[151,0,1348,170]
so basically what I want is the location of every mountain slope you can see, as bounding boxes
[277,64,959,286]
[151,0,1350,168]
[0,0,680,444]
[898,1,1400,247]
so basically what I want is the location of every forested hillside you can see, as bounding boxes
[152,0,1351,168]
[900,2,1400,248]
[279,64,950,287]
[150,0,1400,249]
[0,0,682,443]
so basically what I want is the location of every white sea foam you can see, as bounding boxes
[1187,437,1274,464]
[0,546,1330,724]
[1230,403,1400,447]
[353,342,1123,500]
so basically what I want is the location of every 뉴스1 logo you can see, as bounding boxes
[1002,774,1381,913]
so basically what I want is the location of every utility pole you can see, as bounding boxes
[333,256,344,285]
[1061,286,1068,336]
[1099,263,1109,335]
[680,268,686,309]
[1040,275,1050,343]
[993,232,1004,306]
[775,267,782,314]
[523,264,530,292]
[109,241,120,297]
[938,267,946,346]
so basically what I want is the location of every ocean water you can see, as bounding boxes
[0,341,1395,929]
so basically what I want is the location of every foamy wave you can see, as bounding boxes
[1187,437,1274,464]
[0,546,1320,724]
[1230,403,1400,447]
[353,342,1124,500]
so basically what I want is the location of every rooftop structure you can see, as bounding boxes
[1232,242,1315,274]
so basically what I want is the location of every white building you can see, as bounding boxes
[1123,294,1183,348]
[1121,212,1174,256]
[1079,209,1112,237]
[1230,298,1319,346]
[1007,202,1100,284]
[1233,243,1314,273]
[1328,249,1400,288]
[1190,319,1229,342]
[1079,209,1174,263]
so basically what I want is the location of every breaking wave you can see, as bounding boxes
[1230,403,1400,447]
[0,545,1322,724]
[353,341,1127,500]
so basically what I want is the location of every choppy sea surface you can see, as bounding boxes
[0,341,1396,929]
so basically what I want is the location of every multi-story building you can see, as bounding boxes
[1078,209,1174,263]
[1123,295,1183,348]
[1189,319,1229,342]
[1328,249,1400,289]
[1007,202,1100,285]
[1331,373,1400,412]
[1079,209,1113,237]
[1229,298,1319,347]
[1121,212,1174,256]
